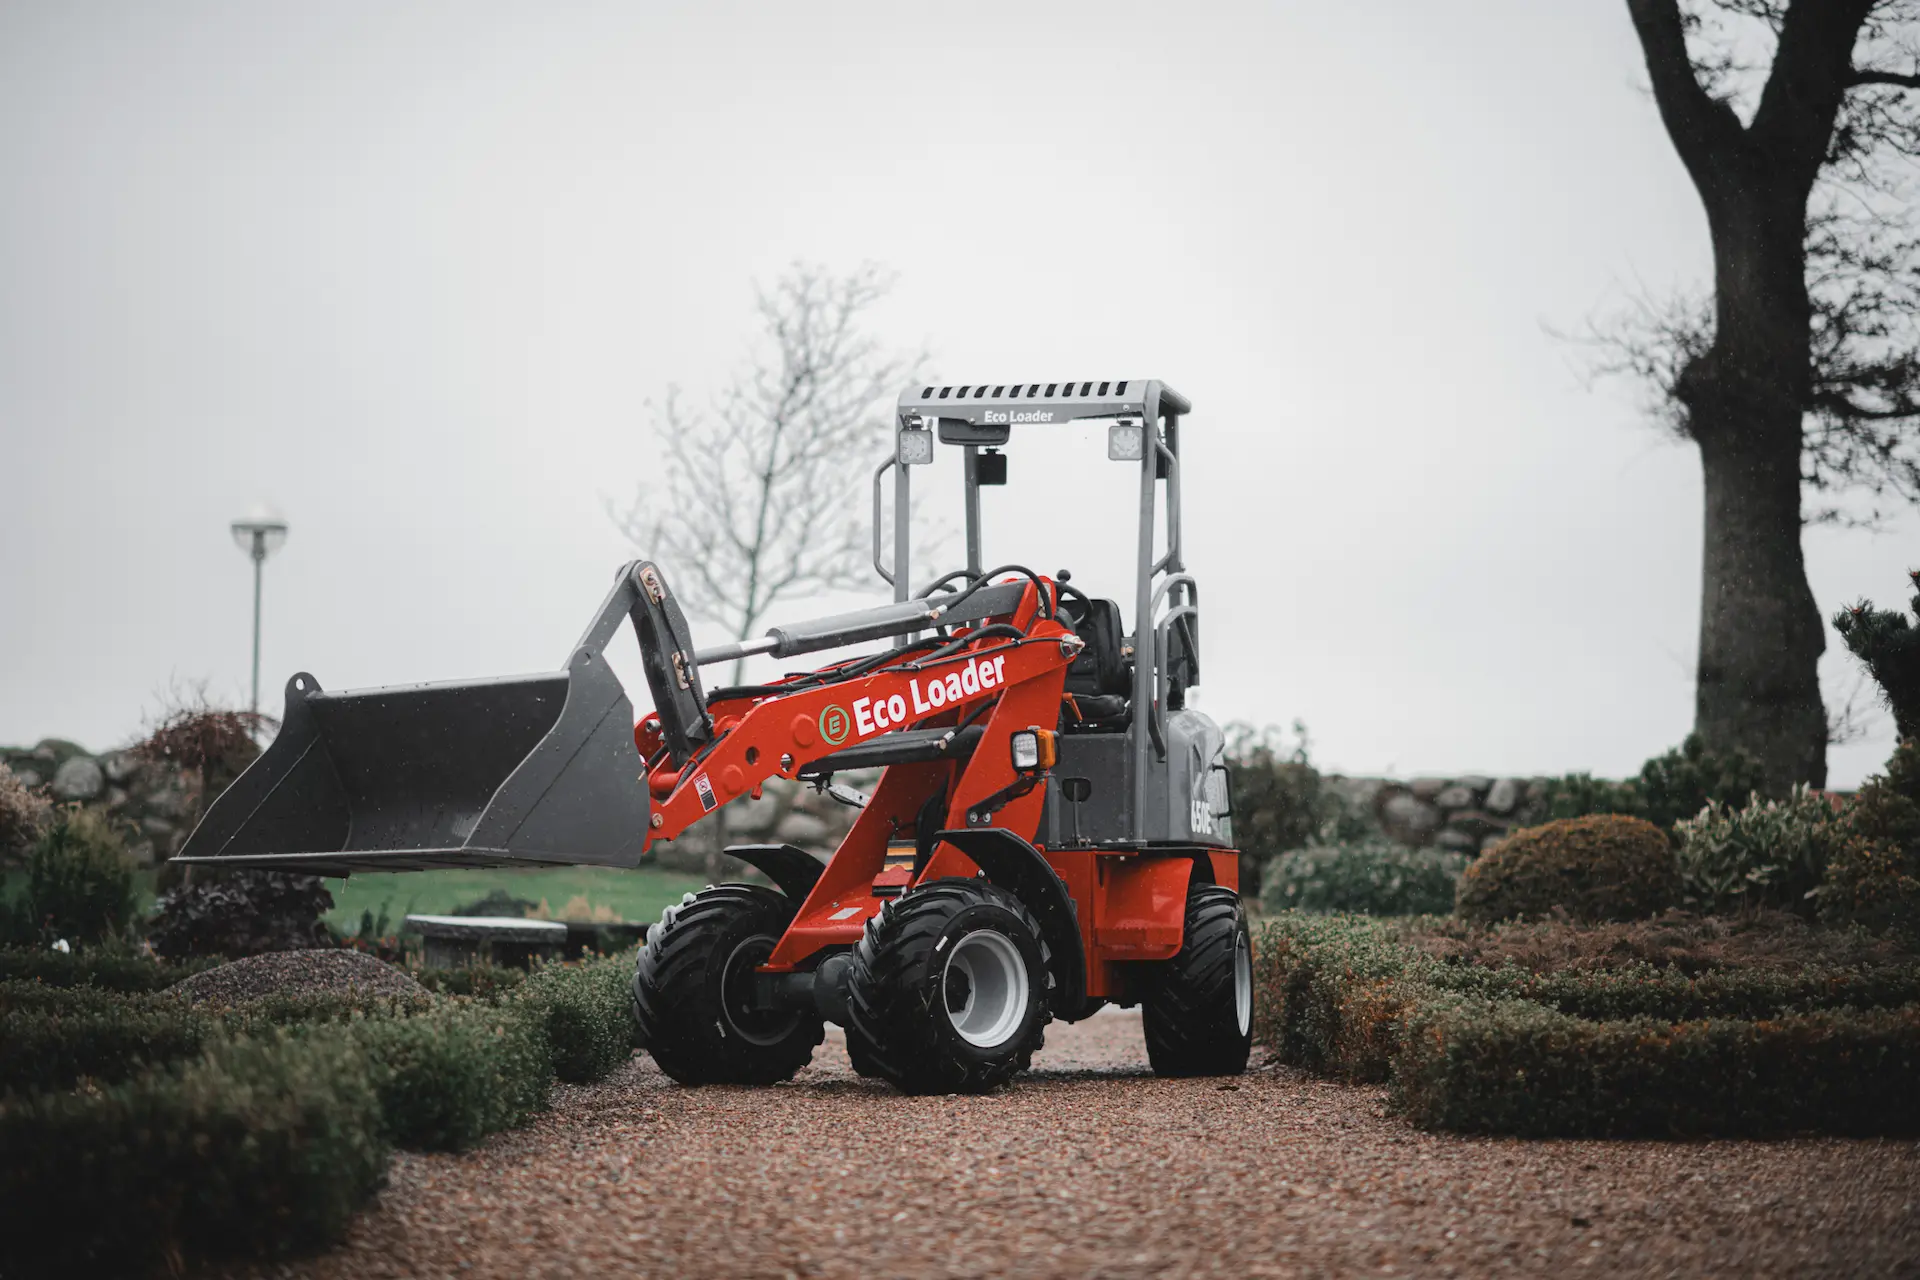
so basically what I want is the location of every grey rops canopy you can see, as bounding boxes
[895,379,1191,428]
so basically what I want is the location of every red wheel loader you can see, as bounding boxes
[174,379,1249,1093]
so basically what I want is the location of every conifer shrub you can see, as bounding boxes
[1818,740,1920,941]
[1456,814,1678,923]
[346,1000,551,1151]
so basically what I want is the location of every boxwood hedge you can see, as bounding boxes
[1254,911,1920,1135]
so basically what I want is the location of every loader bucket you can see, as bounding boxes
[172,647,652,876]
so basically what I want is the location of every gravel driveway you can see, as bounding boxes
[231,1010,1918,1279]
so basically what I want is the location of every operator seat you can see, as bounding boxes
[1058,591,1131,732]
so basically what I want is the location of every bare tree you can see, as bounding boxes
[1596,0,1920,792]
[612,263,922,686]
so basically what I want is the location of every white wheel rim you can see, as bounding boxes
[943,929,1029,1049]
[1233,929,1252,1036]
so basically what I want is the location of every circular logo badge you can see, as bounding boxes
[818,704,851,746]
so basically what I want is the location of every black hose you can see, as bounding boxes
[936,564,1053,620]
[915,624,1026,668]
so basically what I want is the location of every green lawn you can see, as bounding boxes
[321,866,704,934]
[4,865,703,937]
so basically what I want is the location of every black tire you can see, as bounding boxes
[1141,883,1253,1077]
[846,877,1052,1094]
[632,884,823,1085]
[844,1025,886,1078]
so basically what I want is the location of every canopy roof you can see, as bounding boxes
[895,379,1190,427]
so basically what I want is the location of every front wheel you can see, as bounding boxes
[845,878,1051,1094]
[632,884,823,1085]
[1141,883,1253,1077]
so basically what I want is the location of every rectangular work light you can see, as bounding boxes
[1009,727,1057,773]
[1107,422,1145,461]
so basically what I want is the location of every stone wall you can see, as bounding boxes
[1,739,197,866]
[1322,774,1552,855]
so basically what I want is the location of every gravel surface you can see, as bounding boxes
[226,1011,1919,1279]
[170,949,427,1006]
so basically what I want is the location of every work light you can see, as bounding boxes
[1009,727,1056,773]
[897,426,934,465]
[1108,422,1145,461]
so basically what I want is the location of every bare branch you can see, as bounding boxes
[1851,67,1920,87]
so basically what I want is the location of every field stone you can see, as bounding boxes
[1446,809,1509,841]
[1485,777,1523,815]
[1434,828,1481,854]
[1379,792,1442,845]
[170,948,428,1006]
[1433,785,1477,810]
[51,755,104,801]
[100,749,143,784]
[1410,777,1448,801]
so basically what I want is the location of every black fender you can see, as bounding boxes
[722,843,826,902]
[934,827,1087,1015]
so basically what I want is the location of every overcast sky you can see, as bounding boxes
[0,0,1907,787]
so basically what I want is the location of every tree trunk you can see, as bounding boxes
[1693,426,1827,791]
[1684,204,1828,792]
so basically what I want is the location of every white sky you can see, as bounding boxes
[0,0,1906,787]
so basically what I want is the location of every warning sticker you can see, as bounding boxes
[693,774,718,812]
[828,906,862,921]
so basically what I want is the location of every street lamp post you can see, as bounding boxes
[230,509,288,718]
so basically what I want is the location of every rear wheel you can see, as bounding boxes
[1141,883,1253,1077]
[846,878,1051,1094]
[632,884,822,1085]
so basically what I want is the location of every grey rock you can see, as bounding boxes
[1481,833,1508,852]
[1434,785,1477,810]
[106,786,129,809]
[51,755,104,802]
[1455,775,1494,795]
[141,815,177,836]
[1379,792,1442,846]
[1410,777,1448,802]
[10,768,41,789]
[144,784,192,820]
[101,750,143,784]
[1485,777,1523,815]
[1434,828,1481,854]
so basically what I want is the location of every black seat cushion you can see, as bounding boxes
[1061,597,1130,697]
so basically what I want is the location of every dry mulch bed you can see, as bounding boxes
[1408,910,1916,974]
[169,949,428,1006]
[214,1011,1920,1280]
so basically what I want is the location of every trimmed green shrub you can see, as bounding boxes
[0,982,211,1092]
[1254,911,1920,1136]
[1456,815,1678,924]
[1675,786,1835,915]
[414,961,529,999]
[0,1031,388,1274]
[1259,841,1466,917]
[348,1001,550,1151]
[1395,997,1920,1137]
[519,954,638,1083]
[0,942,216,991]
[1541,734,1769,831]
[3,808,138,946]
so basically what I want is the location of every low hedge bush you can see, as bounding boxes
[0,982,211,1093]
[1258,841,1466,917]
[0,943,217,991]
[346,1000,550,1151]
[1397,997,1920,1137]
[1457,815,1678,924]
[1254,911,1920,1134]
[519,954,638,1083]
[0,1031,388,1275]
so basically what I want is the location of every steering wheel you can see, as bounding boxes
[1056,581,1096,632]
